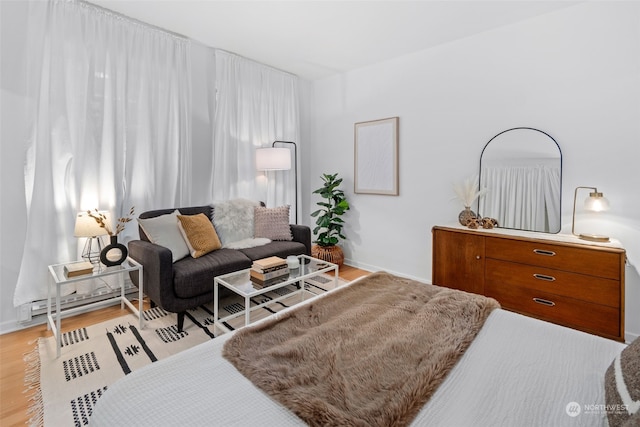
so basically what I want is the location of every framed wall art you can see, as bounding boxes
[354,117,399,195]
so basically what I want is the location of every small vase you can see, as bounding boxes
[100,235,128,267]
[458,207,477,226]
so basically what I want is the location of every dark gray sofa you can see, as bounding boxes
[128,205,311,331]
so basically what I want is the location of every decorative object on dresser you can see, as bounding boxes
[311,173,350,266]
[572,186,611,242]
[432,226,626,341]
[452,175,486,225]
[256,140,298,223]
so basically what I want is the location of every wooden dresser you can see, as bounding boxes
[432,226,626,341]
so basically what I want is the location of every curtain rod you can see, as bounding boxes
[76,0,189,42]
[76,0,298,78]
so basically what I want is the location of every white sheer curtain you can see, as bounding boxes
[14,0,191,306]
[212,50,299,221]
[480,164,561,232]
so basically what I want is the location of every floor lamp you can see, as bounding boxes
[255,141,298,223]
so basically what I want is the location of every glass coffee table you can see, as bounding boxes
[213,255,338,334]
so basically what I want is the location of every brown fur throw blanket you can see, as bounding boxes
[222,271,499,426]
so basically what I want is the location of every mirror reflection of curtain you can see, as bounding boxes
[480,162,561,233]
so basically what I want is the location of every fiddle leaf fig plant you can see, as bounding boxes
[311,173,350,247]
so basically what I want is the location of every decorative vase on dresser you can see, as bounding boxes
[432,225,626,341]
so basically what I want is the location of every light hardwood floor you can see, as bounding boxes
[0,264,370,426]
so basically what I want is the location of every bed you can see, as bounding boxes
[89,272,634,427]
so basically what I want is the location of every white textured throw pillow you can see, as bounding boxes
[212,199,260,246]
[137,210,190,262]
[254,206,293,241]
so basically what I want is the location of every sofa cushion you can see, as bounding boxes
[177,213,222,258]
[254,206,293,241]
[137,210,190,262]
[239,241,307,262]
[172,249,252,299]
[212,199,259,246]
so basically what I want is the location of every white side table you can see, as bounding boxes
[47,257,144,358]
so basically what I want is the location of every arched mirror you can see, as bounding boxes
[478,127,562,233]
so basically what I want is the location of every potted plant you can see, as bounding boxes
[310,173,350,266]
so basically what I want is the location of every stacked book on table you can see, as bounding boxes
[250,256,289,287]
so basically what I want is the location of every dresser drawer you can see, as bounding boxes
[485,259,621,308]
[486,237,621,280]
[485,281,620,338]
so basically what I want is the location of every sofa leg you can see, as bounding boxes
[177,312,185,332]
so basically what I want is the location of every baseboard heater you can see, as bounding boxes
[20,276,139,322]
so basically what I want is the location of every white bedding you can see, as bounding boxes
[90,284,625,427]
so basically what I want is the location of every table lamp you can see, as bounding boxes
[74,211,109,264]
[572,186,610,242]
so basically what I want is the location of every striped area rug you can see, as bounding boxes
[26,274,345,427]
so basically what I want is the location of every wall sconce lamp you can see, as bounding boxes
[74,211,110,264]
[572,186,610,242]
[256,141,298,223]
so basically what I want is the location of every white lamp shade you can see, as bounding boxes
[256,147,291,171]
[584,194,610,212]
[74,211,110,237]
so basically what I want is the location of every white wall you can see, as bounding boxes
[307,2,640,341]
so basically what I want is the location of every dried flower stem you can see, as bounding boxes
[87,206,135,236]
[453,175,487,207]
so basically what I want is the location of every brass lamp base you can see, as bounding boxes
[579,233,610,243]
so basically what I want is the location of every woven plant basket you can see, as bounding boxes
[312,244,344,267]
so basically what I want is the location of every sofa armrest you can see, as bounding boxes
[128,240,175,309]
[290,224,312,256]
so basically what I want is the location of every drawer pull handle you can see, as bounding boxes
[533,298,555,307]
[533,274,556,282]
[533,249,556,256]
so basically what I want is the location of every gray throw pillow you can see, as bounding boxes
[254,206,293,241]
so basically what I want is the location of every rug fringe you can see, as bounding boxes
[23,338,44,427]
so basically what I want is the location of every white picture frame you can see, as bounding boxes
[354,117,399,195]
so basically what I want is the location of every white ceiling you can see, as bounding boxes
[89,1,578,80]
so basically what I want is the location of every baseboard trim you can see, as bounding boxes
[625,332,639,344]
[0,316,47,335]
[343,258,431,285]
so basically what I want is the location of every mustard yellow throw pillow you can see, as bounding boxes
[177,213,222,258]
